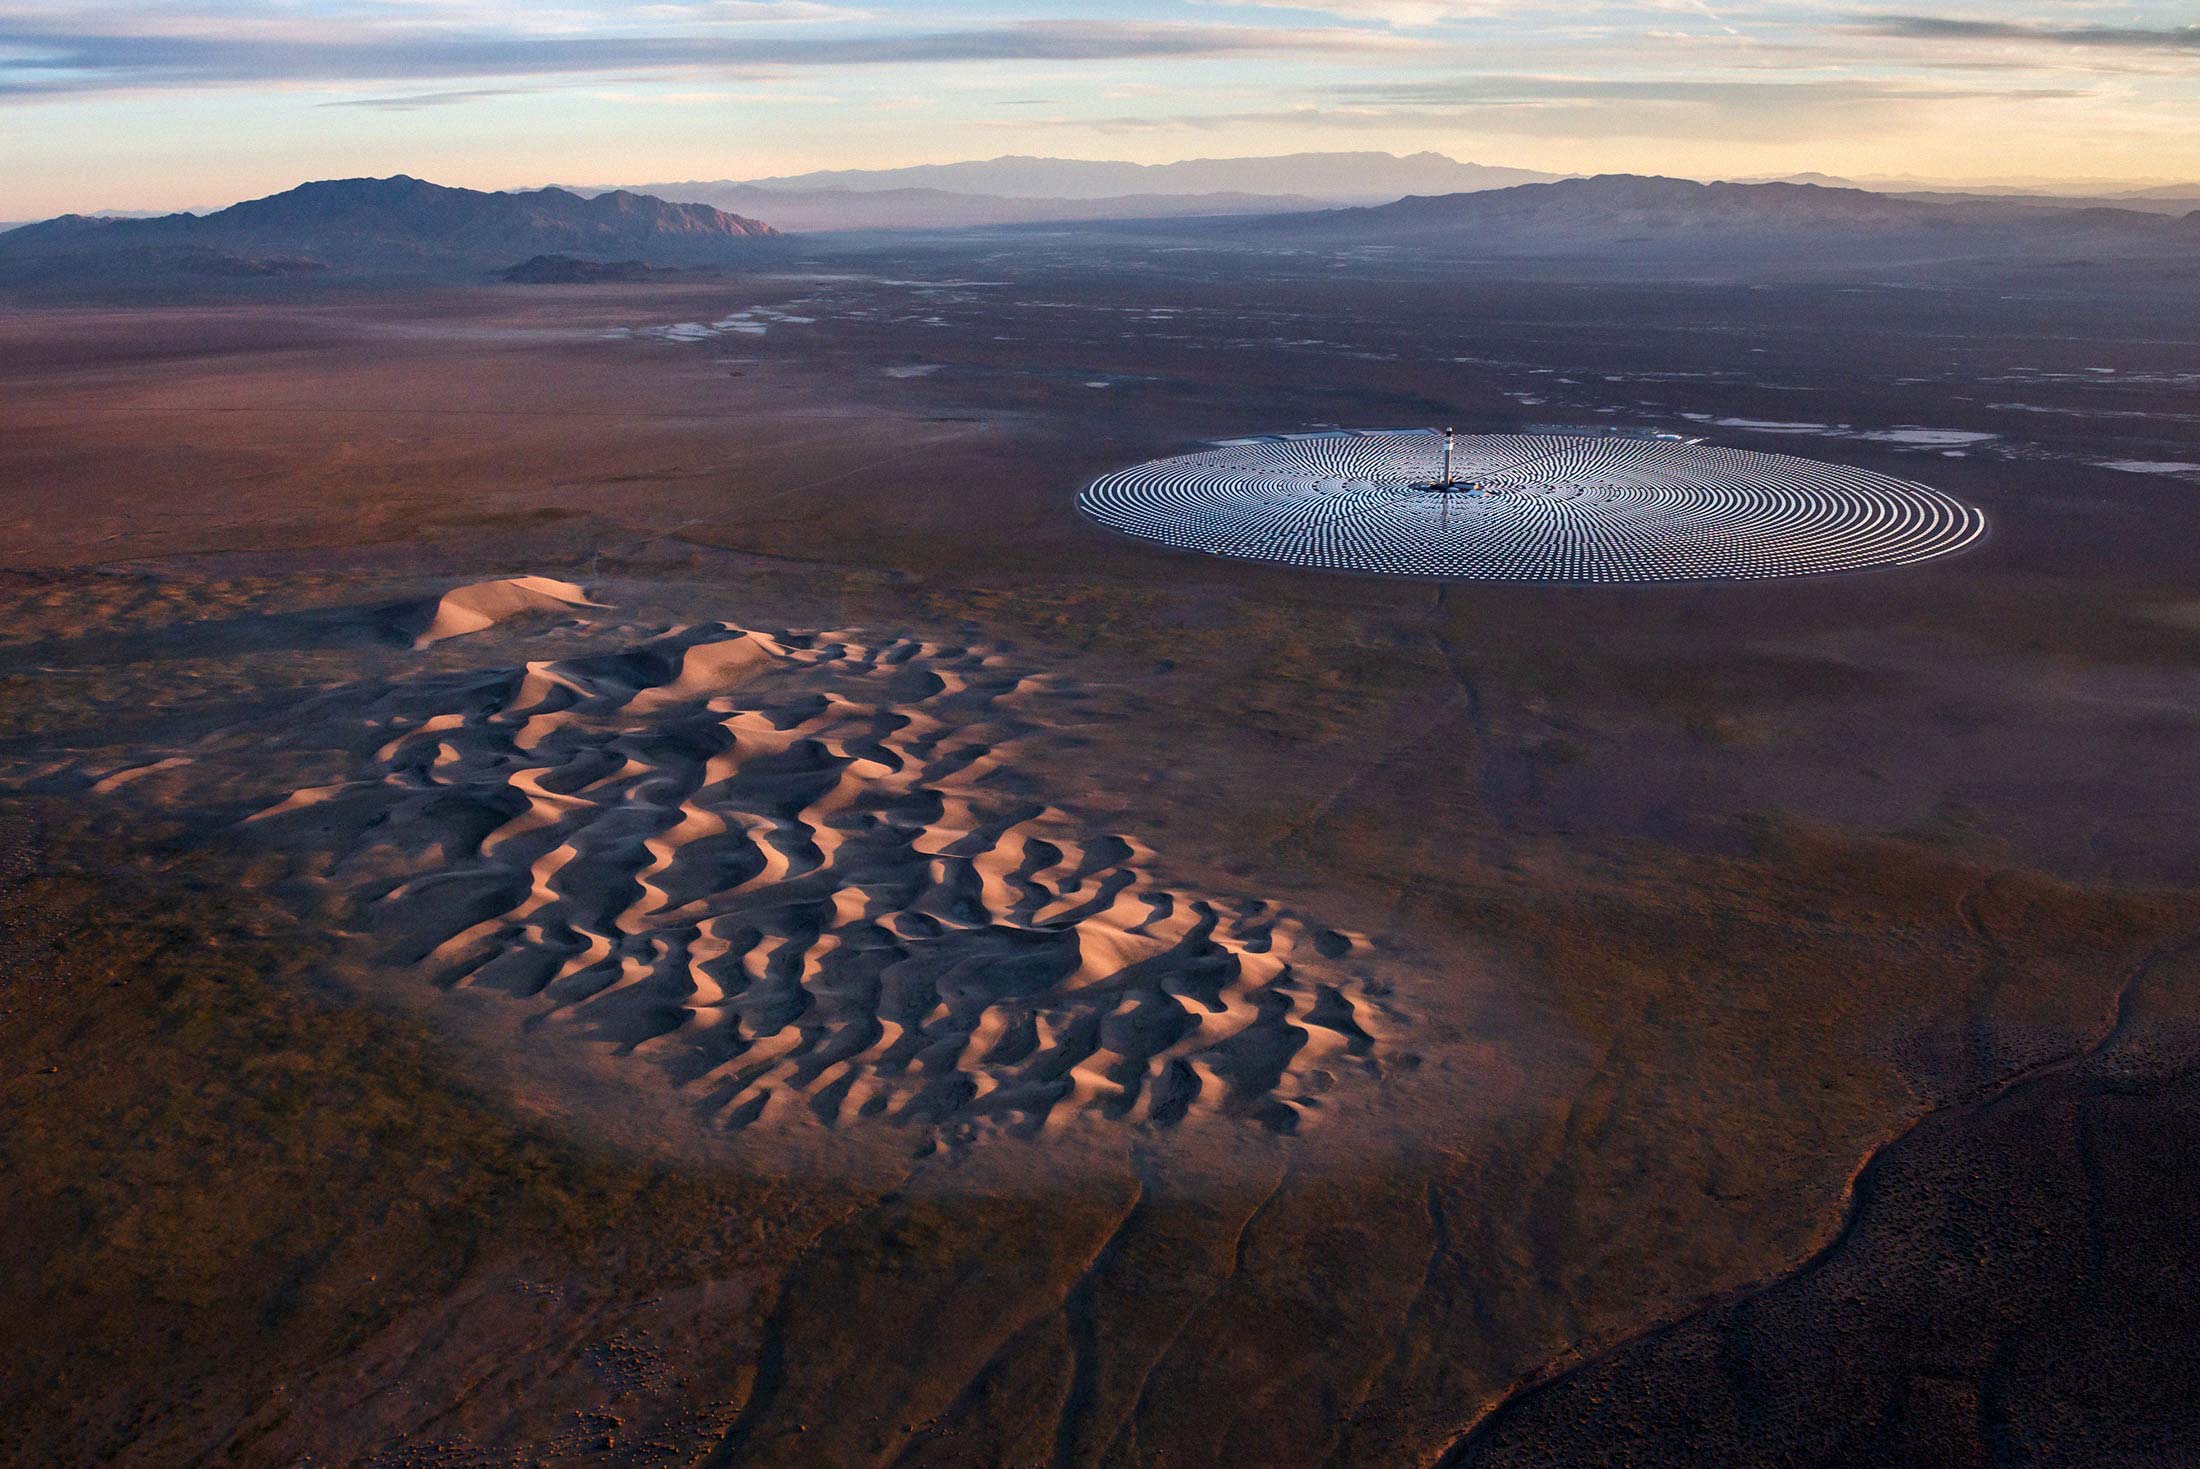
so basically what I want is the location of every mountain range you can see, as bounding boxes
[1756,170,2200,199]
[1747,172,2200,217]
[708,151,1556,202]
[568,184,1333,233]
[1143,174,2200,272]
[579,152,1557,232]
[581,155,2200,240]
[4,171,2194,292]
[0,176,776,284]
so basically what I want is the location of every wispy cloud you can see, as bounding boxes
[319,87,529,110]
[628,1,873,24]
[1199,0,1522,27]
[1341,74,2082,106]
[1014,73,2085,142]
[1858,16,2200,56]
[0,14,1416,99]
[1198,0,1767,32]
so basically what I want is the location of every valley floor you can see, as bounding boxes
[3,252,2196,1466]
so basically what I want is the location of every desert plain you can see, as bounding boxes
[3,240,2198,1467]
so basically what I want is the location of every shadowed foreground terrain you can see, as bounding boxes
[1458,937,2200,1467]
[2,244,2196,1465]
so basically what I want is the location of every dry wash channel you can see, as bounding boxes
[1082,430,1987,581]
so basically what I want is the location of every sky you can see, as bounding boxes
[2,1,2197,217]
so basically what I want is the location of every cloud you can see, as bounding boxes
[1340,75,2081,107]
[1200,0,1520,26]
[1012,73,2086,143]
[1197,0,1769,32]
[1858,17,2200,55]
[319,87,529,110]
[628,1,872,23]
[0,14,1416,99]
[0,0,867,41]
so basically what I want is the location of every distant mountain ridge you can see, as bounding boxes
[1187,174,2200,268]
[651,151,1559,205]
[9,171,2193,292]
[582,182,1334,232]
[1749,172,2200,215]
[1890,189,2200,218]
[0,176,777,282]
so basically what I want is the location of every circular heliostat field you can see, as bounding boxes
[1080,430,1986,582]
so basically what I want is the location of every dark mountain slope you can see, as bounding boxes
[0,176,779,285]
[1277,175,2193,246]
[1157,175,2200,273]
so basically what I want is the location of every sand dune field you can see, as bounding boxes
[224,590,1394,1142]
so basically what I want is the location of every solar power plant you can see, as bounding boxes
[1082,430,1988,582]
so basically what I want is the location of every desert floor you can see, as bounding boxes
[3,251,2197,1466]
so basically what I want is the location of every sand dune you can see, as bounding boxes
[239,604,1399,1141]
[402,575,601,648]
